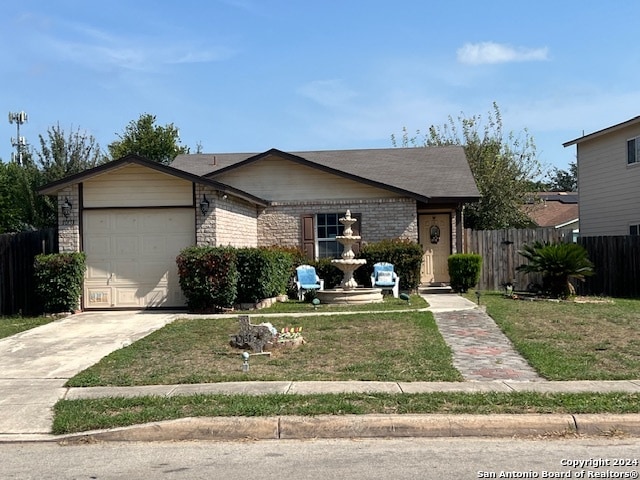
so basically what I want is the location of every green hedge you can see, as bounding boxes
[176,246,238,312]
[448,253,482,293]
[34,252,86,313]
[355,238,423,290]
[310,258,345,290]
[236,247,294,303]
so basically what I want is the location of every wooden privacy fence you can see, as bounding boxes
[0,228,58,316]
[464,227,573,292]
[576,236,640,297]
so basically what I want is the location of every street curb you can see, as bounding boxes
[574,414,640,436]
[50,414,640,443]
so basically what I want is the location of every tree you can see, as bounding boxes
[0,162,25,233]
[35,124,107,182]
[392,103,544,230]
[108,114,189,164]
[547,161,577,192]
[30,124,109,228]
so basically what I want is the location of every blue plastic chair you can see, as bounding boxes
[295,265,325,300]
[370,262,400,298]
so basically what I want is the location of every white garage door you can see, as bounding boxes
[83,209,195,308]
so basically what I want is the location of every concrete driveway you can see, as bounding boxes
[0,311,177,436]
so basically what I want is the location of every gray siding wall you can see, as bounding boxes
[577,123,640,236]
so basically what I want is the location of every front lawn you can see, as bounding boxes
[67,310,461,387]
[0,316,56,339]
[473,292,640,380]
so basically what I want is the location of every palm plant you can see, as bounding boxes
[516,241,595,298]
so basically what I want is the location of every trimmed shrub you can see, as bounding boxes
[34,252,86,313]
[311,258,345,290]
[236,247,294,303]
[355,238,423,290]
[176,246,238,312]
[448,253,482,293]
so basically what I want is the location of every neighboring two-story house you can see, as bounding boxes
[563,116,640,236]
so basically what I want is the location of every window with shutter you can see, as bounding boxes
[300,212,361,260]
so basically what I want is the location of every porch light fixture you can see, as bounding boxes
[61,197,72,218]
[200,194,210,215]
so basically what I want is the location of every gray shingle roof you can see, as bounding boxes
[172,147,480,202]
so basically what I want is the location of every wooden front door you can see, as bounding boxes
[419,213,451,284]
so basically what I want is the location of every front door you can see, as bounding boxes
[419,213,451,284]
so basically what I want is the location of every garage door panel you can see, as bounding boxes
[83,208,195,308]
[115,214,141,232]
[86,288,111,307]
[139,261,170,282]
[84,212,111,231]
[86,262,111,280]
[84,235,111,255]
[141,235,167,256]
[115,288,143,307]
[114,235,139,255]
[112,261,140,283]
[145,289,170,307]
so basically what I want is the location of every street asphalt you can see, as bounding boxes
[1,294,639,443]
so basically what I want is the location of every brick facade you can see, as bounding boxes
[257,198,419,250]
[57,185,80,253]
[195,184,258,247]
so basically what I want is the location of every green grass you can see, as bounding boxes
[0,315,56,339]
[52,391,640,434]
[53,292,640,434]
[66,310,462,387]
[471,292,640,380]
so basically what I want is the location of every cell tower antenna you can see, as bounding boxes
[8,110,28,165]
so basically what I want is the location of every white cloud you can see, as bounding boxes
[457,42,548,65]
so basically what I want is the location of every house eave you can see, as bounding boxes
[37,154,268,207]
[563,116,640,147]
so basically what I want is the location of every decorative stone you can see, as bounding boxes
[229,315,274,353]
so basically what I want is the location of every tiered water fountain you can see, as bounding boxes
[316,210,383,305]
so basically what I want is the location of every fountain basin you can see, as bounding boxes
[316,287,383,305]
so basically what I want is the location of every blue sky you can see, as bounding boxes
[2,1,639,174]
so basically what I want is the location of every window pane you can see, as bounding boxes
[628,139,636,164]
[318,240,344,259]
[631,225,639,236]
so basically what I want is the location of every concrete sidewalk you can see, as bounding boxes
[1,295,640,442]
[0,311,176,436]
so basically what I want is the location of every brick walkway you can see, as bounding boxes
[433,308,544,382]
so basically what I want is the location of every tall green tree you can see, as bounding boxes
[0,161,25,233]
[547,161,577,192]
[35,124,107,183]
[30,124,108,228]
[108,113,189,164]
[392,103,544,230]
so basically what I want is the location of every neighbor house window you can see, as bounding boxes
[627,137,640,165]
[630,224,639,236]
